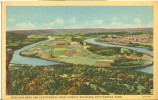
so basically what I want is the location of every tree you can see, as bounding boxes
[6,49,14,95]
[113,48,121,57]
[121,48,131,56]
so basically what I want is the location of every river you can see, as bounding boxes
[10,39,62,66]
[10,38,153,74]
[85,38,153,74]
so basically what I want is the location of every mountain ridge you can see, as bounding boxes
[7,28,152,35]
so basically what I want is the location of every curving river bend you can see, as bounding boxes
[10,38,153,74]
[10,39,62,66]
[85,38,153,74]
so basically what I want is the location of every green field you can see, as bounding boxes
[19,34,152,69]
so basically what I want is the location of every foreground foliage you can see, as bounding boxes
[9,64,153,95]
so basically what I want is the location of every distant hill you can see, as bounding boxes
[6,28,152,35]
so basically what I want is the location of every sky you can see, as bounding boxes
[7,6,153,30]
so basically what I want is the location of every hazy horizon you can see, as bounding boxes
[7,27,153,31]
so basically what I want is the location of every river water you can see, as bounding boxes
[85,38,153,74]
[10,39,62,66]
[10,38,153,74]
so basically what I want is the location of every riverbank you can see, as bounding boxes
[85,38,153,73]
[17,51,154,72]
[7,33,47,50]
[10,35,153,74]
[96,34,153,51]
[10,39,63,66]
[96,40,153,51]
[85,38,153,56]
[19,38,152,70]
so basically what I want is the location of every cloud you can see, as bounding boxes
[64,18,105,28]
[54,18,64,25]
[9,17,152,30]
[8,18,15,23]
[134,17,142,25]
[147,22,153,27]
[69,17,78,24]
[93,20,104,25]
[108,22,123,28]
[111,17,118,21]
[105,17,150,28]
[107,22,142,29]
[15,22,36,30]
[42,18,64,28]
[83,20,105,27]
[43,22,53,27]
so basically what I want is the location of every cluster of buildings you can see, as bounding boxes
[101,35,152,44]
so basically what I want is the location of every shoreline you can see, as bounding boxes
[96,39,153,52]
[19,52,153,71]
[10,37,153,74]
